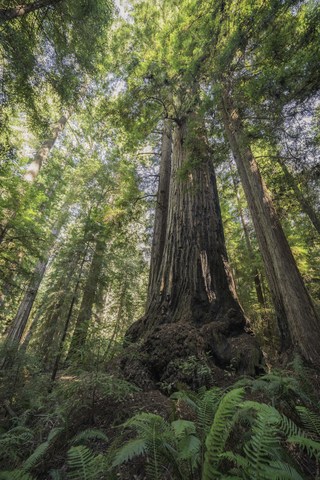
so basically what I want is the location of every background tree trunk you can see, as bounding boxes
[276,156,320,235]
[221,91,320,364]
[67,238,104,360]
[230,166,265,308]
[24,110,71,183]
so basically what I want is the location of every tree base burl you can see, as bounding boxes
[121,309,263,391]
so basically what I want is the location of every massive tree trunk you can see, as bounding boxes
[0,0,62,23]
[220,91,320,364]
[124,115,262,389]
[276,156,320,235]
[67,238,104,360]
[147,122,172,305]
[24,110,70,182]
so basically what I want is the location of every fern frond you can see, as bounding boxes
[263,460,304,480]
[197,387,223,437]
[70,428,108,445]
[67,445,101,480]
[0,471,35,480]
[202,387,244,480]
[112,438,147,467]
[296,406,320,438]
[23,427,62,471]
[171,419,196,438]
[146,423,162,480]
[177,434,201,462]
[220,451,250,470]
[288,435,320,460]
[49,470,63,480]
[171,390,199,412]
[243,408,281,478]
[0,426,34,463]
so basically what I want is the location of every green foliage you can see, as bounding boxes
[67,445,103,480]
[112,412,201,479]
[70,428,108,446]
[0,426,34,466]
[22,427,63,471]
[202,388,244,479]
[53,371,139,417]
[0,471,35,480]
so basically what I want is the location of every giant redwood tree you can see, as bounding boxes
[124,106,262,388]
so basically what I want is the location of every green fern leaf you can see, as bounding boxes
[67,445,100,480]
[178,434,201,463]
[220,451,250,470]
[171,419,196,438]
[112,438,147,467]
[70,428,108,445]
[288,435,320,460]
[197,388,223,436]
[23,427,63,471]
[202,387,244,480]
[264,460,304,480]
[0,471,35,480]
[49,470,63,480]
[296,406,320,438]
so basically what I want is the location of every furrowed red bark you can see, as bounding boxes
[147,121,172,305]
[124,113,262,386]
[138,115,240,327]
[221,91,320,364]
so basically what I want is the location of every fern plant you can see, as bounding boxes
[67,445,104,480]
[0,426,34,466]
[0,427,64,480]
[70,428,108,446]
[202,387,244,480]
[112,412,201,479]
[211,400,316,480]
[0,471,36,480]
[22,427,63,472]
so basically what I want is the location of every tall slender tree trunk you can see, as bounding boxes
[67,238,104,360]
[230,166,265,307]
[125,114,262,386]
[40,248,85,368]
[105,281,128,358]
[51,278,81,383]
[220,91,320,364]
[276,156,320,235]
[2,206,68,354]
[0,0,62,23]
[147,121,172,305]
[24,110,71,183]
[5,260,48,346]
[0,259,48,369]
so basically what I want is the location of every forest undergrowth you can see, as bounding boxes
[1,344,320,480]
